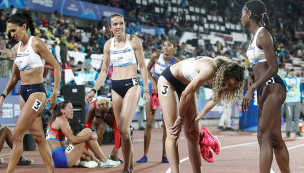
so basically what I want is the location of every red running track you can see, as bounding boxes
[0,125,303,173]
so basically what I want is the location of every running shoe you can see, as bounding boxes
[17,156,34,165]
[200,144,214,163]
[100,159,120,168]
[109,154,123,163]
[161,156,169,163]
[151,93,158,110]
[136,156,148,163]
[80,161,99,168]
[201,127,221,155]
[0,158,4,164]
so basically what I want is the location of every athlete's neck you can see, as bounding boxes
[21,34,31,46]
[163,53,173,62]
[249,24,262,38]
[115,34,126,43]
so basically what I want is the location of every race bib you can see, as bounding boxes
[66,144,74,153]
[161,84,170,96]
[32,99,42,112]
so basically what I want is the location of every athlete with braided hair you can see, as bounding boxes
[241,0,290,172]
[84,97,122,163]
[158,56,245,173]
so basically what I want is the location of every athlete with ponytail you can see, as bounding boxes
[241,1,290,172]
[137,40,179,163]
[85,13,150,173]
[0,12,61,173]
[46,101,120,168]
[84,97,122,163]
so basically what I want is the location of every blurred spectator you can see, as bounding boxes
[97,16,106,30]
[57,24,64,36]
[75,61,83,72]
[0,40,12,58]
[50,10,58,25]
[64,57,75,70]
[45,27,53,40]
[76,60,99,85]
[84,50,92,61]
[10,5,17,15]
[180,0,187,8]
[68,38,76,50]
[21,5,31,16]
[36,15,48,27]
[55,36,68,66]
[0,15,6,34]
[93,43,102,54]
[58,13,64,23]
[0,9,4,17]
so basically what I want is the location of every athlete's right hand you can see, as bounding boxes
[151,83,157,94]
[0,97,3,114]
[91,131,98,140]
[85,91,95,104]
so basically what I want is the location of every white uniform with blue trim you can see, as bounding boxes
[153,53,176,78]
[110,34,137,67]
[246,27,267,66]
[15,36,44,71]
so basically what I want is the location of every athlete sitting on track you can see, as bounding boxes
[46,101,120,168]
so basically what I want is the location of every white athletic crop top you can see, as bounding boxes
[110,34,137,67]
[15,36,44,71]
[153,53,176,78]
[182,56,213,81]
[246,27,266,66]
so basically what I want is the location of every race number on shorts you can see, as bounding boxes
[132,78,139,86]
[161,84,170,96]
[32,99,42,112]
[66,144,74,153]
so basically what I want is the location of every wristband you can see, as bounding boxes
[91,88,97,94]
[144,89,149,93]
[89,135,92,140]
[0,94,6,99]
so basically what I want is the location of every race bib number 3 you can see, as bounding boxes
[66,144,74,153]
[132,78,139,86]
[161,84,170,96]
[32,99,42,112]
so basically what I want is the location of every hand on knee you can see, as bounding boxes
[81,128,92,135]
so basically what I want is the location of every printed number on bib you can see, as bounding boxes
[132,78,139,86]
[66,144,74,153]
[161,84,170,96]
[32,99,42,112]
[266,77,275,85]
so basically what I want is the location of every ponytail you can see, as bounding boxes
[7,12,36,36]
[245,0,276,51]
[22,12,36,36]
[51,101,71,122]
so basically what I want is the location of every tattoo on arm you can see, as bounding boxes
[38,67,42,74]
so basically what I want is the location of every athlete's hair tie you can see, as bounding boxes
[260,13,270,27]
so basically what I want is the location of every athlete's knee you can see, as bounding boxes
[118,125,130,140]
[12,132,24,143]
[80,128,92,136]
[1,127,10,134]
[97,124,106,132]
[257,131,270,145]
[146,121,153,130]
[32,133,46,145]
[271,134,280,149]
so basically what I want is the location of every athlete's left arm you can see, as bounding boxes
[33,37,62,110]
[179,63,214,117]
[248,29,278,92]
[132,36,150,104]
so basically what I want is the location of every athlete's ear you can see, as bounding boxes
[22,23,27,31]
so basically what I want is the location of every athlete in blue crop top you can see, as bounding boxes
[0,12,62,173]
[240,1,290,172]
[85,13,150,173]
[47,101,120,168]
[137,40,179,163]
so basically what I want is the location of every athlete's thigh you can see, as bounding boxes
[28,116,45,140]
[14,92,47,135]
[120,85,141,126]
[157,77,179,130]
[111,90,123,123]
[258,84,286,134]
[65,143,84,167]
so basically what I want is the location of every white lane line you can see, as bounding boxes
[0,153,10,156]
[166,142,304,173]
